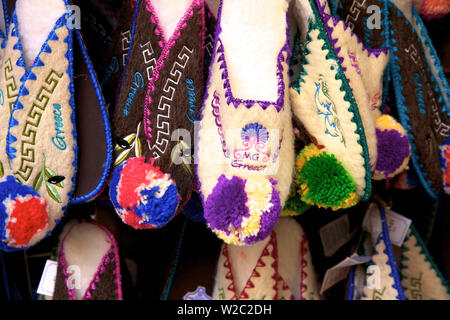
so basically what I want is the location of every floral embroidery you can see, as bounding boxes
[348,52,361,75]
[32,154,65,203]
[211,91,229,158]
[314,75,345,145]
[114,122,143,167]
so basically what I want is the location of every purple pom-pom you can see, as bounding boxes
[376,128,410,177]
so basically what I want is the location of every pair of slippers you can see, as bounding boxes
[347,203,450,300]
[336,0,449,197]
[104,0,215,230]
[0,0,112,251]
[213,217,322,300]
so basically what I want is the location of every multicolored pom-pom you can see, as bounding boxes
[373,115,411,180]
[0,176,49,251]
[295,144,358,210]
[109,157,180,229]
[439,137,450,194]
[204,174,281,246]
[420,0,450,19]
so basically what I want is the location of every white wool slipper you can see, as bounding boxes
[196,0,294,246]
[213,217,321,300]
[0,0,113,251]
[289,0,371,211]
[317,1,411,181]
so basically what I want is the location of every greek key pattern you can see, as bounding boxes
[408,272,423,300]
[121,30,131,67]
[140,41,157,81]
[16,69,63,183]
[149,46,193,159]
[345,0,366,30]
[4,58,19,113]
[205,33,214,58]
[405,44,450,137]
[371,286,386,300]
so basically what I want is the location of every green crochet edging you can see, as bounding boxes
[290,0,372,201]
[400,224,450,295]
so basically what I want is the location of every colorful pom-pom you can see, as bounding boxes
[109,157,179,229]
[373,115,410,180]
[0,176,49,251]
[420,0,450,19]
[295,144,358,210]
[204,174,281,246]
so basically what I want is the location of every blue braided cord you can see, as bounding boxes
[161,216,188,300]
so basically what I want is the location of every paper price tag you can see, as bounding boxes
[320,214,357,257]
[363,203,411,247]
[320,253,371,294]
[37,260,58,297]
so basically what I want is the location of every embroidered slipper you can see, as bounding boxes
[400,224,450,300]
[289,0,371,211]
[364,0,449,197]
[109,0,209,229]
[53,221,123,300]
[347,204,405,300]
[213,217,321,300]
[318,1,411,181]
[196,0,294,246]
[100,0,138,113]
[0,0,112,251]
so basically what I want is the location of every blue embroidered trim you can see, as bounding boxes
[161,216,188,300]
[68,30,113,205]
[0,0,9,40]
[378,205,406,300]
[116,0,140,101]
[411,7,450,115]
[385,0,437,199]
[6,13,68,159]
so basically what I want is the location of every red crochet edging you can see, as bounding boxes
[300,232,308,300]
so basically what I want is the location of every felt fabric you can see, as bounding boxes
[212,217,321,300]
[401,225,450,300]
[289,0,371,210]
[143,0,205,214]
[100,0,137,114]
[53,221,123,300]
[109,0,211,230]
[348,204,405,300]
[196,0,294,246]
[339,0,450,197]
[112,0,164,169]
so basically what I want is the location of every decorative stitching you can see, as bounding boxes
[58,221,122,300]
[143,0,204,142]
[68,30,113,204]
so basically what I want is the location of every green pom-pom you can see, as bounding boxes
[284,196,311,215]
[298,152,356,209]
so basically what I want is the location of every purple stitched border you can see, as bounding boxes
[194,0,290,204]
[214,10,291,112]
[315,0,388,74]
[58,221,122,300]
[143,0,204,141]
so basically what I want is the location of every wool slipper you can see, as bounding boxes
[366,0,449,197]
[109,0,209,229]
[400,224,450,300]
[53,221,123,300]
[0,0,112,251]
[289,0,371,211]
[347,204,405,300]
[213,217,321,300]
[196,0,294,246]
[318,1,411,181]
[100,0,138,114]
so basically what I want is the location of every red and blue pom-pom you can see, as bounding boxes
[109,157,179,229]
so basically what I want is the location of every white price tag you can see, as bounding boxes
[319,214,357,257]
[37,260,58,297]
